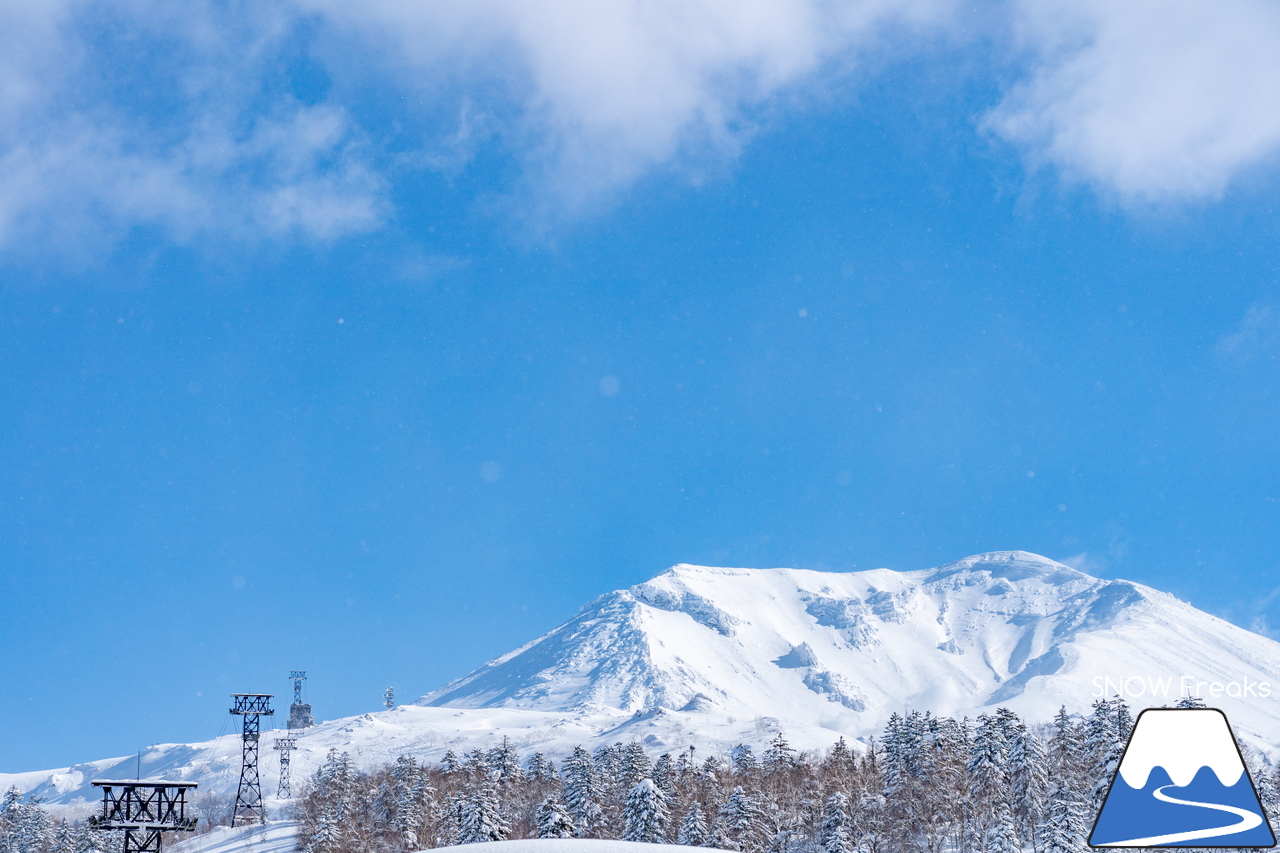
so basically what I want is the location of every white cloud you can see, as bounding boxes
[987,0,1280,203]
[301,0,955,223]
[8,0,1280,250]
[1217,305,1280,361]
[0,1,386,253]
[1062,551,1109,575]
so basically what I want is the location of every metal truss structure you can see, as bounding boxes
[90,780,198,853]
[229,693,273,825]
[287,671,313,730]
[272,733,297,800]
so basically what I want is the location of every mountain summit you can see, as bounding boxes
[422,551,1280,741]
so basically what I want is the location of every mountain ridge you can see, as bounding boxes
[6,550,1279,812]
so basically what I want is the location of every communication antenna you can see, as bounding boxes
[383,686,395,710]
[273,733,297,800]
[287,671,313,729]
[90,780,198,853]
[229,693,273,825]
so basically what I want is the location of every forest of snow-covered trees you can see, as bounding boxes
[4,698,1277,853]
[293,697,1280,853]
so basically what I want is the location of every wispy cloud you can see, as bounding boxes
[6,0,1280,251]
[0,1,386,254]
[302,0,956,226]
[986,0,1280,204]
[1217,305,1280,362]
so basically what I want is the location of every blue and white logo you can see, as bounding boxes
[1090,708,1276,847]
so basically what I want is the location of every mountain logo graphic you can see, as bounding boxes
[1089,708,1276,847]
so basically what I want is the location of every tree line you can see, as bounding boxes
[4,696,1275,853]
[294,696,1279,853]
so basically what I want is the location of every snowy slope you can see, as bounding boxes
[7,551,1280,812]
[168,822,298,853]
[420,551,1280,746]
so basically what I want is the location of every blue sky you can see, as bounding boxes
[4,1,1280,772]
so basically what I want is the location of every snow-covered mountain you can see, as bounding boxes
[421,550,1280,744]
[7,551,1280,811]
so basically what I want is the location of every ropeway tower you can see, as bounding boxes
[230,693,273,825]
[90,780,198,853]
[287,671,313,729]
[273,733,297,799]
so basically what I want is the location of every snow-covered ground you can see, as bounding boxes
[169,822,298,853]
[6,551,1280,813]
[173,832,675,853]
[434,842,687,853]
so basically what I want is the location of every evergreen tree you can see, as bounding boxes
[677,803,711,847]
[535,798,576,839]
[763,733,795,774]
[461,749,488,777]
[525,753,557,784]
[622,779,668,844]
[1038,781,1087,853]
[830,737,851,766]
[984,801,1020,853]
[620,742,652,791]
[675,747,697,782]
[1006,720,1045,849]
[439,750,461,774]
[487,737,524,785]
[652,753,677,800]
[51,821,75,853]
[820,792,852,853]
[718,786,765,852]
[456,779,508,844]
[969,714,1009,793]
[731,745,759,775]
[562,746,604,837]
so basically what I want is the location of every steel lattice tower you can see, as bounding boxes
[287,671,313,729]
[230,694,273,825]
[90,780,198,853]
[272,734,297,799]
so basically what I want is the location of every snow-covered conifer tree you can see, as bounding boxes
[763,732,795,773]
[719,786,765,852]
[652,753,677,800]
[820,792,852,853]
[462,748,488,777]
[456,779,508,845]
[1038,780,1087,853]
[620,742,652,791]
[731,745,759,775]
[622,779,668,844]
[984,801,1020,853]
[525,753,557,784]
[535,798,576,839]
[969,714,1009,791]
[1006,719,1045,849]
[440,750,461,774]
[562,746,604,837]
[302,809,341,853]
[675,747,697,782]
[488,736,524,785]
[677,803,710,847]
[830,737,850,765]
